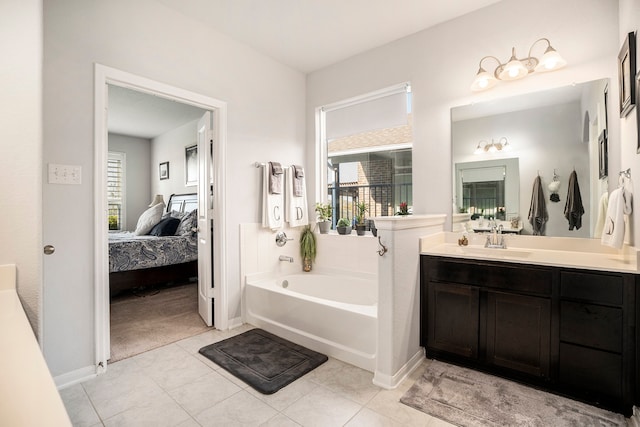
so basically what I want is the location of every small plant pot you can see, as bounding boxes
[337,226,351,235]
[355,224,366,236]
[302,257,312,272]
[318,221,331,234]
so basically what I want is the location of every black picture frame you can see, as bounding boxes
[637,71,640,153]
[618,31,636,117]
[185,144,198,186]
[159,161,169,180]
[598,130,608,178]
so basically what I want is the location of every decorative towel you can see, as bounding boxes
[593,192,609,238]
[528,175,548,236]
[285,165,309,227]
[262,164,283,230]
[269,162,283,194]
[563,170,584,230]
[293,165,304,197]
[601,177,633,249]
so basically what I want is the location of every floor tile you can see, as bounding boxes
[101,391,192,427]
[345,407,405,427]
[366,386,445,426]
[59,384,102,427]
[194,390,278,426]
[307,358,380,405]
[283,385,362,427]
[259,413,301,427]
[167,371,242,416]
[246,376,318,411]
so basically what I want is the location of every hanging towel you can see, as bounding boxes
[601,177,634,249]
[262,164,283,230]
[593,192,609,238]
[563,170,585,230]
[528,175,548,235]
[269,161,284,194]
[285,165,309,227]
[293,165,304,197]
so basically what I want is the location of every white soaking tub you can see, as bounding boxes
[245,272,378,372]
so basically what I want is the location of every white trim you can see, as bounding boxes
[329,142,413,158]
[373,348,424,389]
[94,64,229,373]
[321,82,410,113]
[54,365,98,390]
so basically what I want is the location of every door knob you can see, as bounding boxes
[43,245,55,255]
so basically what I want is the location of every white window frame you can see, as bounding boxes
[107,151,126,231]
[315,82,412,203]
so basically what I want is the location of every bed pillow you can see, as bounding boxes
[148,217,180,236]
[176,209,197,236]
[134,203,164,235]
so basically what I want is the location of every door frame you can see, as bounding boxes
[94,64,228,369]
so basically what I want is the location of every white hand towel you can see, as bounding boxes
[601,188,629,249]
[593,192,608,238]
[262,164,283,230]
[285,165,308,228]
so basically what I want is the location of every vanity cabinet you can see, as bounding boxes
[420,255,637,415]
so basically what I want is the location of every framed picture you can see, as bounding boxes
[599,130,608,179]
[618,31,636,117]
[185,144,198,186]
[637,71,640,153]
[159,161,169,180]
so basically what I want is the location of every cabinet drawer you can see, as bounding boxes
[425,257,552,295]
[560,301,622,353]
[560,271,623,305]
[559,342,622,401]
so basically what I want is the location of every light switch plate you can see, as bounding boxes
[48,164,82,185]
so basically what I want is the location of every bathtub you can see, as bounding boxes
[245,272,378,372]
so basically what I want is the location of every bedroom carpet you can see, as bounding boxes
[400,359,626,427]
[199,328,328,395]
[110,282,212,362]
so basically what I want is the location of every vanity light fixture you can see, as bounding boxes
[474,137,509,154]
[471,38,567,92]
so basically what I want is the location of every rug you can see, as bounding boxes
[199,328,328,394]
[110,282,212,362]
[400,360,626,427]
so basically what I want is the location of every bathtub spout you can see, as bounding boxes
[279,255,294,263]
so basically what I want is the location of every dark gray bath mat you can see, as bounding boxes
[199,328,328,394]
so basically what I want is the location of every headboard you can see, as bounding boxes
[166,193,198,214]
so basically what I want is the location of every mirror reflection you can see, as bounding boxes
[451,79,609,238]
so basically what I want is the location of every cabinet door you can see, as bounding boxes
[427,282,479,358]
[486,291,551,378]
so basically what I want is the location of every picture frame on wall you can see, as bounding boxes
[637,71,640,153]
[185,144,198,186]
[599,130,608,178]
[618,31,636,117]
[159,161,169,180]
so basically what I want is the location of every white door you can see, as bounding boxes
[197,112,214,326]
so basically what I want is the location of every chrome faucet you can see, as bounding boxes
[279,255,294,263]
[485,224,506,249]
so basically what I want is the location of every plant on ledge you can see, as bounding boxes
[299,225,316,272]
[396,202,409,216]
[355,202,368,236]
[315,202,332,234]
[336,217,352,235]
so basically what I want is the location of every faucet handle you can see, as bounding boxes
[275,231,293,247]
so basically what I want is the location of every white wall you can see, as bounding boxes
[108,133,152,231]
[453,102,590,238]
[151,120,200,203]
[618,0,640,246]
[42,0,305,377]
[306,0,620,235]
[0,0,42,335]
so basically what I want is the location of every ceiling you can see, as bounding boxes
[157,0,503,74]
[110,0,503,138]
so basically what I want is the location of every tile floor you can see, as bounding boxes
[60,325,454,427]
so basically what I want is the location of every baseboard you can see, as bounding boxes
[373,349,425,389]
[54,365,98,390]
[227,316,244,330]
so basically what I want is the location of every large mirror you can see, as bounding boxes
[451,79,609,238]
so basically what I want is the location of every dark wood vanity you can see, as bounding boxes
[420,255,638,416]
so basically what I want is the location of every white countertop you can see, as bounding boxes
[420,232,639,274]
[0,265,72,426]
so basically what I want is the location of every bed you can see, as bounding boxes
[109,193,199,297]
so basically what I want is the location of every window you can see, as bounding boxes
[107,152,126,230]
[318,83,412,227]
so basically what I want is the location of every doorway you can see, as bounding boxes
[94,64,228,370]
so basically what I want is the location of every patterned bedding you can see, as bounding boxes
[109,232,198,273]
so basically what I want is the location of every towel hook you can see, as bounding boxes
[377,236,388,256]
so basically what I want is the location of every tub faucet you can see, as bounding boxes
[279,255,294,263]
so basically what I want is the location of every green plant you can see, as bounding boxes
[355,202,368,225]
[108,215,119,230]
[315,202,332,221]
[299,225,316,262]
[337,217,351,228]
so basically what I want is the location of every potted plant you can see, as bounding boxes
[355,202,368,236]
[315,202,332,234]
[396,201,409,216]
[336,217,352,235]
[299,225,316,272]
